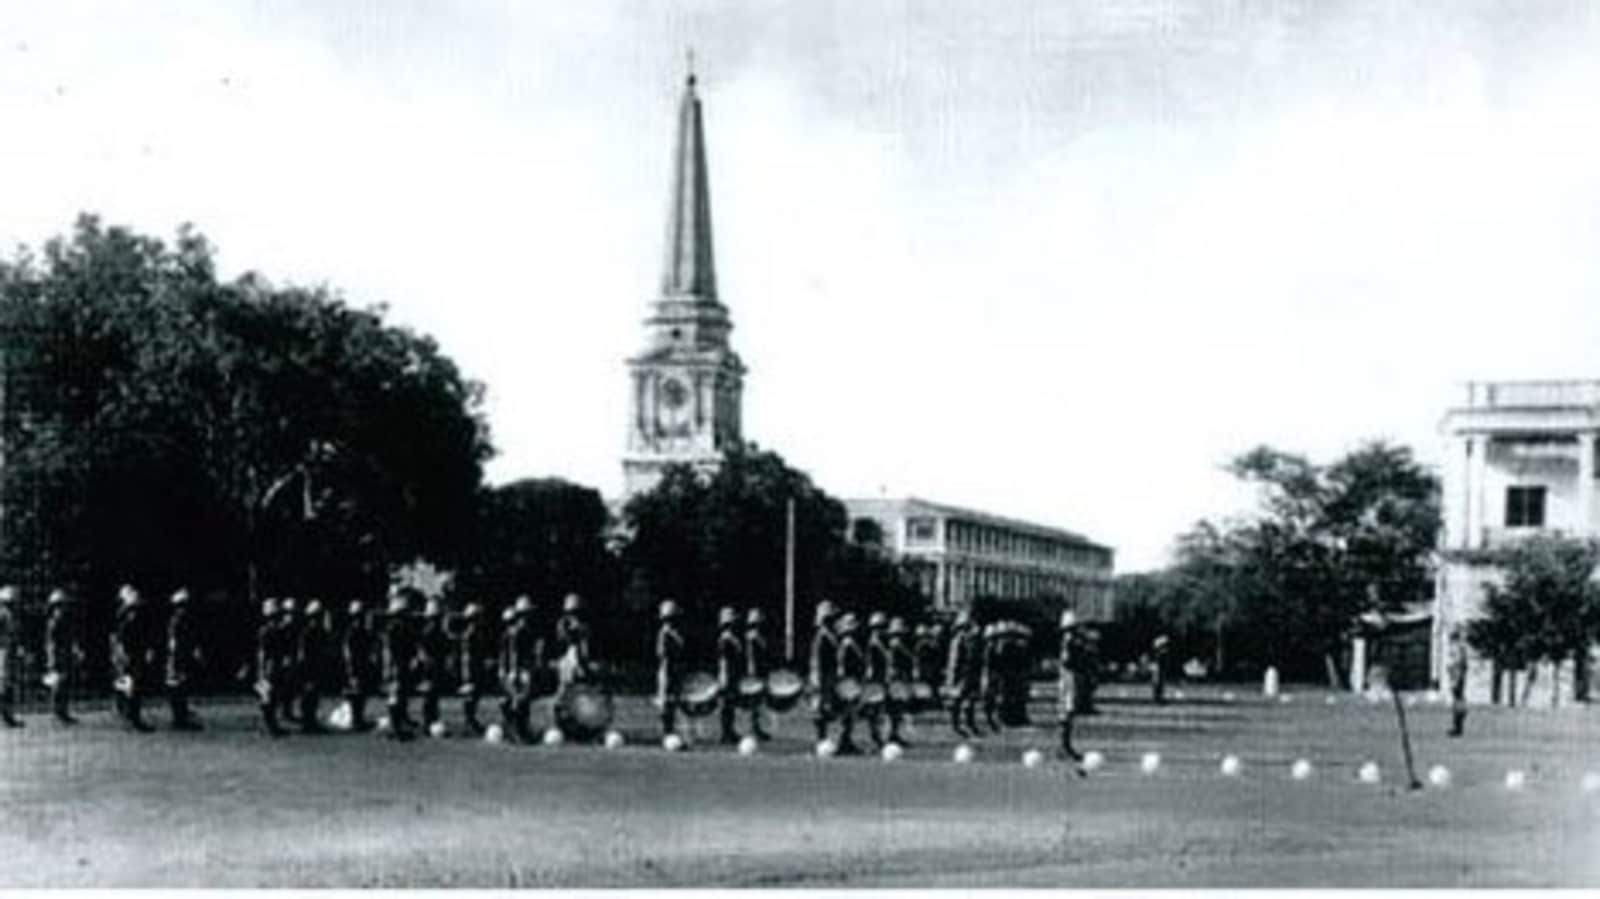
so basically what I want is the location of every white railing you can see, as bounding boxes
[1464,381,1600,409]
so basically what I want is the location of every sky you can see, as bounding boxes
[3,1,1599,572]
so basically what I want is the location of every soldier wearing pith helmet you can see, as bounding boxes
[808,599,841,745]
[655,599,686,742]
[44,589,79,724]
[715,606,743,744]
[0,587,19,727]
[165,588,204,730]
[742,608,772,741]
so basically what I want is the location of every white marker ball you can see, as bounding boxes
[1220,754,1242,777]
[738,736,759,756]
[1221,691,1236,703]
[1581,772,1600,793]
[814,739,837,758]
[1140,752,1162,774]
[1428,765,1451,788]
[1505,770,1527,791]
[663,733,685,752]
[1291,759,1314,780]
[1021,749,1044,769]
[952,744,975,764]
[1357,761,1381,785]
[1278,694,1293,704]
[603,730,625,750]
[1324,695,1337,706]
[882,742,904,762]
[375,716,393,733]
[328,703,353,730]
[1172,689,1186,701]
[1082,750,1105,772]
[428,721,448,739]
[484,724,505,744]
[1404,694,1419,708]
[542,727,564,747]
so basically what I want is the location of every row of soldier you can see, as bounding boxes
[1,582,1106,761]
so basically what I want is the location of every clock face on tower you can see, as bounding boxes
[661,377,689,410]
[656,375,693,438]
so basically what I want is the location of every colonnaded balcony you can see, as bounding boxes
[1476,526,1586,551]
[1463,380,1600,409]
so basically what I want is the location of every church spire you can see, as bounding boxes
[661,54,717,301]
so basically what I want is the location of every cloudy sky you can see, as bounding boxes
[3,1,1599,571]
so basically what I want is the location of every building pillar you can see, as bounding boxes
[1579,431,1596,537]
[1466,435,1488,549]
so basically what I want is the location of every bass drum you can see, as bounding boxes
[860,682,888,712]
[887,681,913,708]
[911,682,935,710]
[555,683,614,739]
[736,676,767,708]
[765,669,805,713]
[681,672,721,718]
[834,677,864,708]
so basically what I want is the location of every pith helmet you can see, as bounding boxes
[836,612,860,633]
[305,599,324,617]
[261,598,280,617]
[562,593,582,613]
[889,617,908,635]
[282,597,299,615]
[0,585,16,605]
[868,611,888,630]
[953,608,972,626]
[47,588,70,606]
[746,607,764,625]
[423,599,442,618]
[347,600,365,617]
[463,602,483,619]
[117,584,141,606]
[815,600,837,624]
[718,606,737,627]
[170,588,191,605]
[513,595,535,616]
[659,599,681,619]
[386,593,409,615]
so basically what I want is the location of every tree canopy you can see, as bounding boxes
[1466,535,1600,684]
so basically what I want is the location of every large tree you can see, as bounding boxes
[0,216,493,677]
[1467,535,1600,705]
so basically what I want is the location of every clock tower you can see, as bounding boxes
[623,64,745,499]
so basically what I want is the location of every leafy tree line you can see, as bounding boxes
[1113,441,1441,683]
[1465,535,1600,705]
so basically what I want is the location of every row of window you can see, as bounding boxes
[904,515,1108,569]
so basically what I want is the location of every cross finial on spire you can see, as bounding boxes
[686,46,696,87]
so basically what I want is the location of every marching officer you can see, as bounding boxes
[715,606,743,744]
[555,593,591,671]
[886,616,915,745]
[835,611,868,754]
[277,597,303,724]
[742,607,772,741]
[914,623,942,703]
[808,600,840,746]
[0,587,19,727]
[1058,610,1084,764]
[865,611,893,748]
[165,588,204,730]
[655,599,686,742]
[499,596,542,743]
[341,600,377,731]
[456,602,494,735]
[256,599,290,736]
[1447,626,1469,738]
[44,589,79,724]
[945,609,983,738]
[296,600,334,733]
[980,623,1004,733]
[1151,633,1170,705]
[417,599,450,733]
[111,585,157,733]
[380,590,420,740]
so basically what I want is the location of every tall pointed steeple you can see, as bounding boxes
[623,57,746,500]
[661,60,717,301]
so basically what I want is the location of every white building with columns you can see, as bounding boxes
[1435,379,1600,703]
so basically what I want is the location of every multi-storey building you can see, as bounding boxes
[1435,379,1600,702]
[844,497,1115,620]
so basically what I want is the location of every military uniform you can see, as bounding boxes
[914,624,943,705]
[808,601,840,745]
[1150,634,1170,705]
[886,618,915,745]
[255,600,289,736]
[655,600,686,740]
[456,604,494,734]
[296,601,334,733]
[0,588,19,727]
[165,589,204,730]
[111,587,157,732]
[835,614,867,754]
[554,594,591,674]
[381,595,420,739]
[499,597,542,743]
[1447,629,1469,737]
[1057,611,1083,762]
[945,614,983,737]
[276,599,303,723]
[864,613,892,747]
[416,602,450,731]
[715,607,743,744]
[742,608,772,740]
[342,602,377,731]
[44,590,78,724]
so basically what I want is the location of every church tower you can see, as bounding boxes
[623,63,745,499]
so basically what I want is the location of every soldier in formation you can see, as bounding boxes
[297,600,334,733]
[945,609,983,737]
[416,600,451,733]
[165,588,204,730]
[111,585,158,732]
[1057,610,1083,762]
[1447,626,1469,738]
[43,589,78,724]
[381,591,420,740]
[499,595,542,743]
[715,606,743,744]
[885,616,915,745]
[742,607,772,741]
[808,600,840,746]
[0,587,19,727]
[834,612,868,754]
[456,602,494,735]
[655,599,685,742]
[342,600,377,731]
